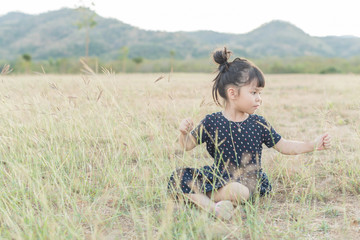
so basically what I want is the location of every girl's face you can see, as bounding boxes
[233,80,263,114]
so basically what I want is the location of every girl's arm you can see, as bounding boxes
[273,133,331,155]
[179,118,197,151]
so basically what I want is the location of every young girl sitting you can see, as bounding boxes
[168,47,331,220]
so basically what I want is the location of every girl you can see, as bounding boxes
[168,47,331,220]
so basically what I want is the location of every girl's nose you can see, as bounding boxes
[256,95,261,102]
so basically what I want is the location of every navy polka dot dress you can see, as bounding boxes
[168,112,281,197]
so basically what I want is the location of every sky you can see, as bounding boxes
[1,0,360,37]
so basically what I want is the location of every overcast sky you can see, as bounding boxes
[1,0,359,37]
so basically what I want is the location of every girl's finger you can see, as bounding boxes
[186,119,193,127]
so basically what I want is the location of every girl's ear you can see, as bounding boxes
[227,87,238,100]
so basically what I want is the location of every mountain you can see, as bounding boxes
[1,8,360,61]
[238,21,331,57]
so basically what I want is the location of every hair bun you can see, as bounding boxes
[213,47,231,65]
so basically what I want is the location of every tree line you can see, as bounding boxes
[1,55,360,74]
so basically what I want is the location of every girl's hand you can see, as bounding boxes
[314,133,332,150]
[179,118,194,135]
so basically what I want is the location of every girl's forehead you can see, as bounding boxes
[247,80,263,89]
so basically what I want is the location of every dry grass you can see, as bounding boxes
[0,72,359,239]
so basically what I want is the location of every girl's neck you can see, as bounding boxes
[222,107,249,122]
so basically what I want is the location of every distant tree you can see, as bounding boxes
[22,54,31,62]
[170,50,176,72]
[75,1,97,61]
[320,66,340,74]
[132,57,143,65]
[22,53,32,73]
[132,57,143,71]
[120,46,129,73]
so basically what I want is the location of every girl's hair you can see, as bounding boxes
[212,47,265,106]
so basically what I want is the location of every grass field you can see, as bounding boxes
[0,72,359,239]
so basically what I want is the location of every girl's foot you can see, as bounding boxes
[214,200,234,220]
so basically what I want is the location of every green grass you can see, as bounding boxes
[0,72,359,239]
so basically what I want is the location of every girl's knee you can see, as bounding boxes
[227,182,250,202]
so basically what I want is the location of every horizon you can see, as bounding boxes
[0,0,359,38]
[1,7,359,39]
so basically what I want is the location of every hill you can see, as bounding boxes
[1,8,360,61]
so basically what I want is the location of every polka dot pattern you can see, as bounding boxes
[168,112,281,196]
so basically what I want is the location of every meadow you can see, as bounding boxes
[0,71,359,239]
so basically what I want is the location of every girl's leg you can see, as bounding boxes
[185,193,234,220]
[210,182,250,205]
[185,193,215,212]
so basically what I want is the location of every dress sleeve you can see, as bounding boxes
[190,115,210,145]
[257,116,282,148]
